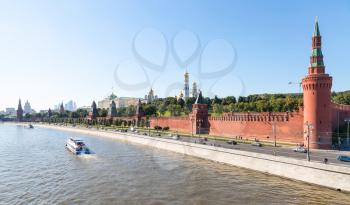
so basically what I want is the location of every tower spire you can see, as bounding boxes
[309,17,325,74]
[313,16,320,37]
[17,98,23,121]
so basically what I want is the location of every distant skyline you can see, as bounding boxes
[1,0,350,111]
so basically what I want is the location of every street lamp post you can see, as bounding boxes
[345,118,350,147]
[191,118,194,138]
[305,121,313,162]
[272,121,277,147]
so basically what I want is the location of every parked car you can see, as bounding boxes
[336,155,350,162]
[252,142,262,147]
[293,146,307,153]
[226,140,237,145]
[172,135,180,140]
[197,138,207,145]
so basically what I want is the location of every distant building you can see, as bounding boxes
[64,100,77,111]
[24,100,32,114]
[39,110,49,114]
[5,108,16,116]
[98,93,139,109]
[53,100,77,112]
[192,81,198,98]
[78,106,91,112]
[59,103,64,113]
[177,90,184,100]
[98,93,117,109]
[184,71,189,100]
[145,88,158,103]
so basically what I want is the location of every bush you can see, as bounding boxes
[154,125,162,130]
[162,126,169,131]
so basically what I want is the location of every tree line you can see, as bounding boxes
[7,91,350,121]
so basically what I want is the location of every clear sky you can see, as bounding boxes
[1,0,350,111]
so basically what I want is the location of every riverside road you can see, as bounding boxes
[86,126,350,167]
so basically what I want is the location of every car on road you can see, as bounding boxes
[336,155,350,162]
[172,135,180,140]
[197,138,206,145]
[293,146,307,153]
[251,142,262,147]
[226,140,237,145]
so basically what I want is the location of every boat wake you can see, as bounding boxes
[78,153,97,160]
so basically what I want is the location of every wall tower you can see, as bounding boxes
[302,18,333,149]
[16,99,23,122]
[191,91,209,134]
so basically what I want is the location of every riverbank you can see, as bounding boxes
[11,122,350,192]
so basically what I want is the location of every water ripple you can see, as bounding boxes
[0,124,350,205]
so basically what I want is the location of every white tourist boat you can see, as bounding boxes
[65,138,91,155]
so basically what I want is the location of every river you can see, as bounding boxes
[0,124,349,205]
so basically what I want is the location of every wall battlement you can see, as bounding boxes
[209,111,298,122]
[332,103,350,112]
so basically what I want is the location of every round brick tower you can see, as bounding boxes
[302,18,333,149]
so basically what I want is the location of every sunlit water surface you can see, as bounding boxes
[0,124,349,205]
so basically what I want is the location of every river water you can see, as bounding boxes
[0,124,349,205]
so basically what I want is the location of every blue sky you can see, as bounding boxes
[1,0,350,111]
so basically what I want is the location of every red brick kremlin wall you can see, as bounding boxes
[151,110,304,144]
[150,117,191,133]
[209,111,304,144]
[331,103,350,129]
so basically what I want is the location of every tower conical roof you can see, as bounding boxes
[310,17,325,68]
[313,17,321,37]
[195,90,204,104]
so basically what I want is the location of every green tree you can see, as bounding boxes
[222,96,236,105]
[144,104,157,116]
[212,104,224,115]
